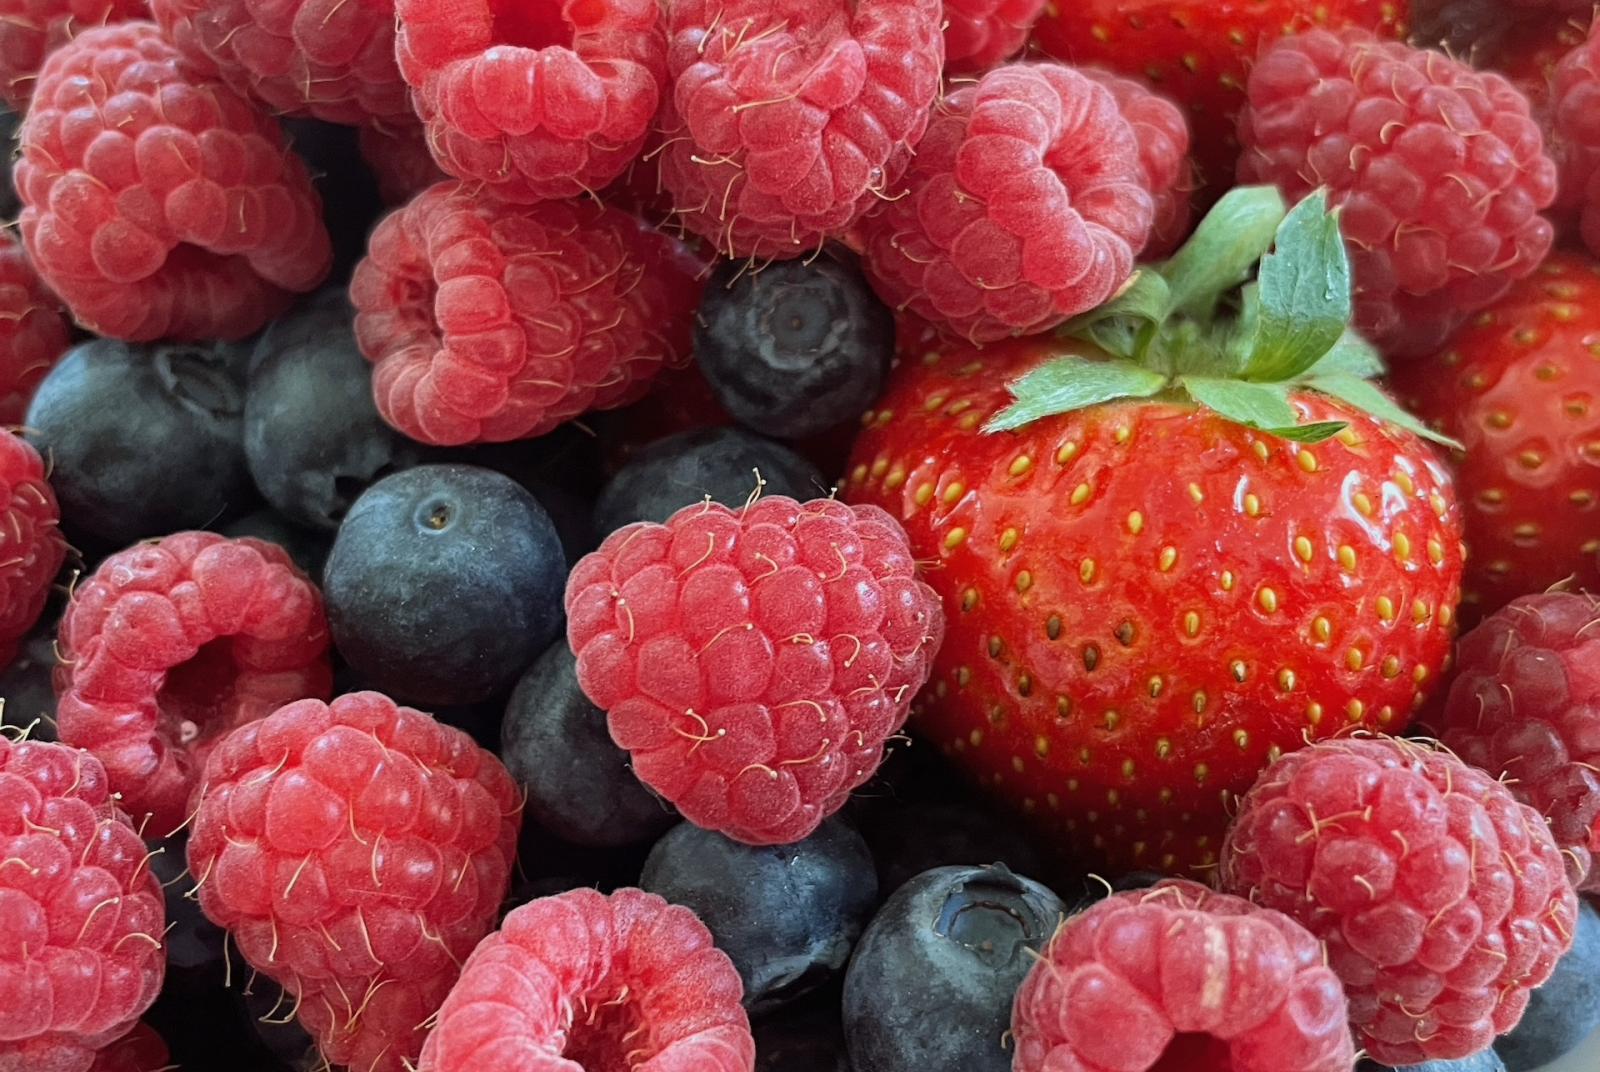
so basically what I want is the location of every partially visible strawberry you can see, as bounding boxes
[846,188,1464,875]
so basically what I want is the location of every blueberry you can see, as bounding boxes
[26,337,256,549]
[323,464,566,706]
[1496,897,1600,1070]
[855,799,1044,904]
[693,255,892,439]
[501,642,673,847]
[754,992,850,1071]
[639,817,876,1016]
[1361,1052,1507,1072]
[0,628,59,742]
[842,864,1064,1072]
[221,509,333,579]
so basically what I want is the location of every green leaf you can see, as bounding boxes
[1160,186,1288,319]
[1305,374,1464,450]
[1241,190,1352,383]
[1064,270,1172,362]
[985,356,1168,433]
[1180,376,1349,442]
[1264,421,1349,444]
[1303,329,1386,380]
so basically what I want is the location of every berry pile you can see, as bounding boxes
[0,3,1598,1072]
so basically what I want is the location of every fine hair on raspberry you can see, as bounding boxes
[0,430,66,669]
[0,0,146,112]
[0,235,70,425]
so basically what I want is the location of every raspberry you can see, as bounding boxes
[86,1024,167,1072]
[1219,736,1578,1066]
[56,531,333,837]
[188,694,520,1072]
[350,180,705,446]
[564,495,944,845]
[658,0,945,260]
[0,0,146,112]
[394,0,667,204]
[0,236,69,425]
[0,739,166,1072]
[1551,20,1600,257]
[0,431,66,667]
[1436,593,1600,895]
[1011,880,1357,1072]
[1238,29,1559,358]
[860,62,1154,345]
[418,887,754,1072]
[148,0,410,126]
[942,0,1045,75]
[1081,67,1194,260]
[357,124,445,206]
[16,23,332,342]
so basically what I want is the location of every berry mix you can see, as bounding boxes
[3,2,1600,1071]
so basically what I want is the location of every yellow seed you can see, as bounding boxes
[1427,538,1444,565]
[1230,660,1248,682]
[1104,710,1120,731]
[942,482,965,505]
[999,528,1018,552]
[1012,756,1024,774]
[1295,536,1314,563]
[1080,558,1097,584]
[1394,532,1412,560]
[1277,668,1296,692]
[1114,426,1131,445]
[1338,544,1357,571]
[944,527,968,549]
[970,729,983,747]
[1244,493,1261,517]
[1046,615,1062,640]
[956,666,971,686]
[1193,691,1208,714]
[1184,611,1200,637]
[1220,570,1235,591]
[850,464,868,484]
[914,483,934,506]
[1017,673,1032,697]
[1413,599,1430,623]
[1354,491,1375,517]
[1034,736,1050,759]
[1148,676,1164,697]
[988,636,1002,658]
[1519,449,1545,470]
[1015,571,1032,593]
[1413,665,1429,684]
[1120,759,1136,780]
[1127,511,1144,535]
[1298,449,1318,473]
[1346,648,1364,671]
[1257,587,1279,613]
[1189,482,1205,503]
[923,391,948,412]
[1382,655,1401,679]
[1430,491,1448,516]
[961,588,978,612]
[1056,441,1080,465]
[1376,596,1395,621]
[1070,482,1092,505]
[1440,604,1455,628]
[1393,471,1416,495]
[1156,738,1172,759]
[1378,705,1396,725]
[1057,696,1072,719]
[870,457,888,478]
[1336,427,1360,446]
[1313,616,1331,642]
[1194,763,1209,784]
[1233,729,1249,750]
[1252,441,1270,462]
[1307,702,1324,725]
[1159,546,1178,572]
[1347,698,1366,722]
[1009,455,1033,477]
[884,467,906,490]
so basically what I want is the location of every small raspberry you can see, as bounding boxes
[860,62,1153,345]
[942,0,1045,75]
[1551,20,1600,257]
[394,0,666,204]
[0,739,166,1072]
[149,0,410,126]
[1239,29,1559,358]
[0,430,66,667]
[1012,879,1357,1072]
[418,887,754,1072]
[357,123,445,206]
[350,180,705,446]
[188,692,521,1072]
[86,1024,167,1072]
[565,495,944,845]
[56,531,333,836]
[0,0,146,112]
[1081,67,1194,259]
[0,236,69,425]
[1436,593,1600,895]
[658,0,945,259]
[1220,736,1578,1066]
[16,23,332,342]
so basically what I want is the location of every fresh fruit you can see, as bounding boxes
[219,509,334,579]
[1495,897,1600,1071]
[565,494,945,845]
[85,1024,169,1072]
[1011,879,1357,1072]
[1218,736,1578,1065]
[1081,66,1195,260]
[1366,1054,1509,1072]
[1551,19,1600,256]
[943,0,1042,74]
[357,122,444,207]
[0,0,146,111]
[853,795,1044,903]
[323,464,566,706]
[846,189,1465,874]
[0,233,69,425]
[0,430,65,666]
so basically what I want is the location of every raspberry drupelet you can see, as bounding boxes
[1081,67,1194,260]
[16,23,332,342]
[1220,735,1578,1066]
[56,532,332,837]
[84,1024,167,1072]
[565,495,944,845]
[0,739,166,1072]
[1551,19,1600,257]
[357,124,445,207]
[187,692,522,1072]
[941,0,1045,75]
[0,236,70,426]
[350,181,705,447]
[0,430,66,667]
[0,0,147,112]
[418,887,755,1072]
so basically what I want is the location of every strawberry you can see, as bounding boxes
[845,189,1465,875]
[1390,252,1600,627]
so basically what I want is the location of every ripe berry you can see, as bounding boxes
[0,234,69,425]
[1081,66,1195,259]
[0,430,65,667]
[1551,19,1600,256]
[942,0,1045,75]
[357,123,444,207]
[0,0,146,112]
[220,510,333,580]
[1495,897,1600,1070]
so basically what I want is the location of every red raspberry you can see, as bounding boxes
[15,23,332,342]
[0,236,70,425]
[565,496,944,845]
[1219,736,1578,1066]
[658,0,945,260]
[394,0,666,204]
[1012,880,1357,1072]
[1435,593,1600,895]
[418,887,754,1072]
[0,739,165,1072]
[188,692,521,1072]
[942,0,1044,75]
[1081,67,1194,260]
[0,0,146,112]
[350,180,706,447]
[0,431,66,667]
[148,0,410,126]
[860,62,1153,345]
[1238,29,1559,359]
[56,532,333,837]
[86,1024,167,1072]
[1551,20,1600,256]
[357,123,445,206]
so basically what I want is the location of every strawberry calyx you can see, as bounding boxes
[985,187,1461,449]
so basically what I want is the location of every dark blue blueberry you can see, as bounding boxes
[0,109,18,220]
[593,427,826,536]
[26,337,256,550]
[221,509,334,579]
[244,290,422,531]
[1361,1052,1507,1072]
[323,464,566,706]
[855,798,1044,905]
[1496,897,1600,1071]
[0,627,59,742]
[694,254,892,439]
[842,864,1063,1072]
[280,119,384,286]
[754,991,850,1071]
[639,817,877,1016]
[501,642,673,847]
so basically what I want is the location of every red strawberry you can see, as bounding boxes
[845,188,1465,875]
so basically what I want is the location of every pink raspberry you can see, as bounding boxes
[942,0,1045,75]
[350,180,706,446]
[394,0,666,204]
[56,532,333,836]
[565,495,944,845]
[0,0,146,112]
[0,236,69,425]
[1012,879,1357,1072]
[0,430,66,668]
[419,887,754,1072]
[357,123,445,206]
[16,23,332,342]
[188,692,522,1072]
[1081,67,1195,260]
[1219,735,1578,1066]
[0,739,165,1072]
[658,0,945,260]
[860,62,1154,345]
[149,0,411,126]
[1551,20,1600,257]
[1238,29,1559,358]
